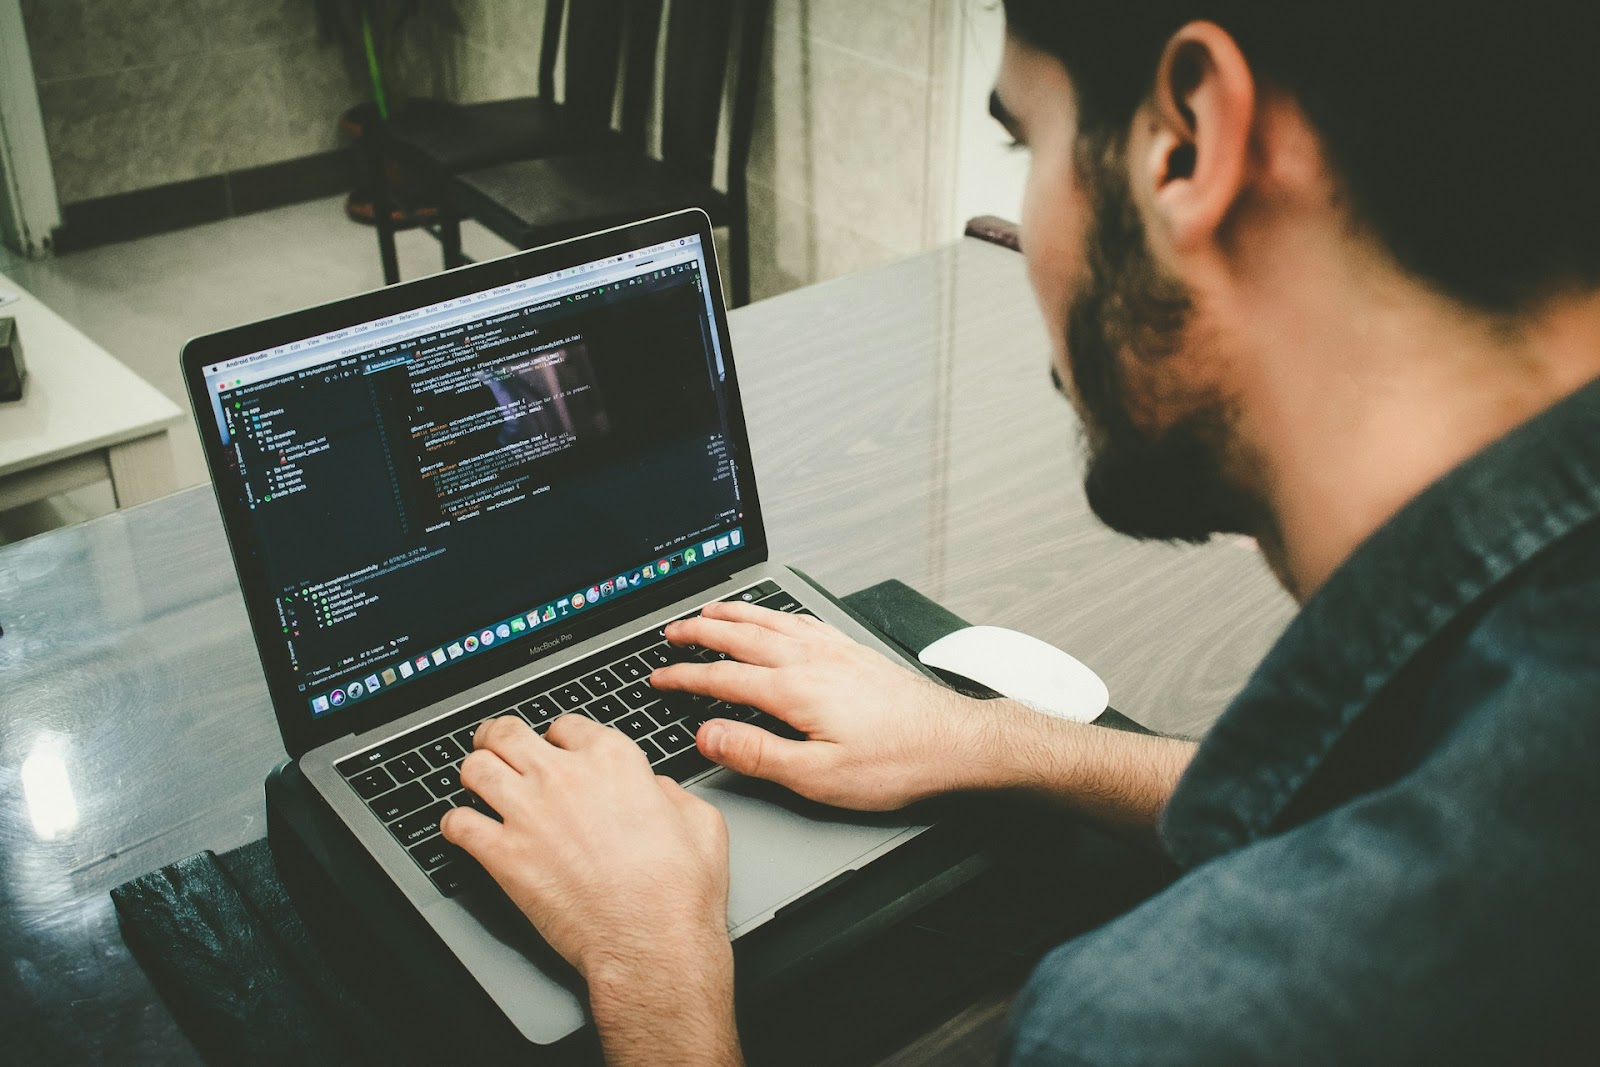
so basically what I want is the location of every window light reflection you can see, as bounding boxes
[21,737,79,840]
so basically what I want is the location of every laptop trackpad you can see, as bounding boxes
[691,770,924,931]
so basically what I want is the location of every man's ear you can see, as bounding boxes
[1139,22,1256,252]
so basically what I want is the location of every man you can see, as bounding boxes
[441,2,1600,1062]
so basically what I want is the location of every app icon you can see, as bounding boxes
[464,635,480,652]
[399,661,414,679]
[585,588,599,605]
[729,528,743,546]
[481,629,497,645]
[716,535,731,551]
[570,593,584,610]
[381,668,397,686]
[448,642,464,659]
[703,540,717,557]
[629,571,642,586]
[657,558,671,574]
[601,580,614,596]
[431,648,447,666]
[558,601,570,615]
[685,547,698,564]
[542,606,556,621]
[415,656,429,671]
[347,681,365,699]
[526,612,540,627]
[312,695,330,713]
[642,563,655,578]
[365,674,381,691]
[510,617,526,632]
[496,623,511,639]
[329,689,346,707]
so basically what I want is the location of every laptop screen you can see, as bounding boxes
[197,230,750,722]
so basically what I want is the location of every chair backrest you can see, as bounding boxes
[537,0,565,102]
[607,0,770,193]
[557,0,630,135]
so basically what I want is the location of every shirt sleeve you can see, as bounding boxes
[1004,582,1600,1066]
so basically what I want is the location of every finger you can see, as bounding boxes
[439,805,503,859]
[663,615,793,666]
[474,714,549,774]
[648,659,779,707]
[697,599,819,635]
[458,748,526,814]
[542,710,610,750]
[697,718,821,791]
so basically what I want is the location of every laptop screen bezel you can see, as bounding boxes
[181,209,770,759]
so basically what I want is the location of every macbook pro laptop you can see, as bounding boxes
[182,209,947,1045]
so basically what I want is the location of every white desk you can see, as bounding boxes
[0,273,182,512]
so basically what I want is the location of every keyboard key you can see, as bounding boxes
[551,682,589,710]
[392,801,451,847]
[617,682,656,709]
[581,667,621,694]
[589,694,627,723]
[646,704,684,730]
[726,580,781,603]
[616,712,657,739]
[520,695,560,724]
[336,747,392,777]
[638,644,675,669]
[713,702,761,721]
[452,725,480,751]
[386,751,430,783]
[637,735,667,762]
[612,655,650,683]
[421,766,461,798]
[654,748,715,784]
[756,592,801,612]
[423,738,463,766]
[409,835,460,871]
[428,863,475,896]
[654,723,695,755]
[370,781,431,822]
[349,767,395,800]
[451,789,501,822]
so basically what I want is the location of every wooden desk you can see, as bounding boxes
[0,273,182,513]
[0,239,1296,1062]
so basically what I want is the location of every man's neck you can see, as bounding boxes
[1239,270,1600,602]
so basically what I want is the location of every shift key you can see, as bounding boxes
[392,801,451,847]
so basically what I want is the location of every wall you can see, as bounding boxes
[17,0,365,205]
[746,0,958,300]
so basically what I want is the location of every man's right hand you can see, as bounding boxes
[648,600,988,811]
[651,600,1197,834]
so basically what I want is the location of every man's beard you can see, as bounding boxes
[1063,150,1258,544]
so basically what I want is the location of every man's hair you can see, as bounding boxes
[1003,1,1600,313]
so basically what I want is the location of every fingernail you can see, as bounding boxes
[701,721,724,757]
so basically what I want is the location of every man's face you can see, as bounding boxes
[994,36,1253,543]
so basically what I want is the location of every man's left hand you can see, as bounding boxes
[440,714,732,984]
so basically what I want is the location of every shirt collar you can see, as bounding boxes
[1161,375,1600,868]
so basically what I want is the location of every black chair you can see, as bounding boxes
[443,0,770,307]
[367,0,644,284]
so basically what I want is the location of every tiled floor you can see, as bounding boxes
[0,198,519,544]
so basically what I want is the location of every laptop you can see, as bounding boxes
[182,209,947,1045]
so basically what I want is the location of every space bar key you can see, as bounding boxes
[653,748,715,784]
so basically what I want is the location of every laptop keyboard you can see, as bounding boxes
[334,580,809,896]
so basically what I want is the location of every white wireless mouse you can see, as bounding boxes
[918,625,1109,723]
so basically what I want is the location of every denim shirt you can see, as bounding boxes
[1006,378,1600,1065]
